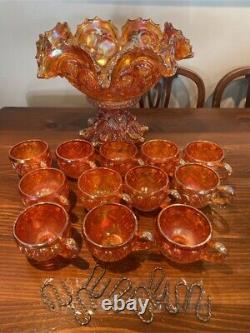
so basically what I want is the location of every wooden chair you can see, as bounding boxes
[212,67,250,108]
[139,67,205,108]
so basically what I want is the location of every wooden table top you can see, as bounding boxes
[0,107,250,333]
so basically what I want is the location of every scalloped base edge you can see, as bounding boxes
[79,109,148,145]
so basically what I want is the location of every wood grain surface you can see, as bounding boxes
[0,107,250,333]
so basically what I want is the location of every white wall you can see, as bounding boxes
[0,0,249,108]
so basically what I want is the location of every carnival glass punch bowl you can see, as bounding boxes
[36,17,193,144]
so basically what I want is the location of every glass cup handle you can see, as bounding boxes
[54,193,70,209]
[59,237,79,259]
[137,158,145,166]
[87,161,96,168]
[215,161,232,179]
[132,231,155,251]
[223,162,232,176]
[200,240,228,263]
[168,189,182,201]
[121,193,132,204]
[179,158,186,166]
[210,185,235,206]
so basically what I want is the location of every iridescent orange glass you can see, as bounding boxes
[56,139,96,179]
[182,140,232,179]
[19,168,70,210]
[156,204,228,264]
[99,141,139,176]
[141,139,180,176]
[78,167,123,210]
[36,18,192,144]
[9,139,52,177]
[171,163,234,208]
[124,165,169,211]
[13,202,79,266]
[82,203,153,262]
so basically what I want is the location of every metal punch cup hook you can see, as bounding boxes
[185,281,212,322]
[148,267,166,304]
[39,267,212,326]
[162,278,189,314]
[78,264,111,299]
[40,278,73,311]
[108,277,133,299]
[73,264,111,326]
[134,286,154,324]
[108,276,133,311]
[147,272,189,314]
[76,285,97,313]
[40,278,91,326]
[69,297,91,326]
[161,278,212,321]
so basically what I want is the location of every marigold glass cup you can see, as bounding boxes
[82,203,153,262]
[19,168,70,210]
[9,139,52,177]
[141,139,180,176]
[78,167,123,210]
[56,139,96,179]
[124,166,169,212]
[170,163,234,209]
[156,204,228,264]
[182,140,232,179]
[99,140,140,177]
[13,202,79,267]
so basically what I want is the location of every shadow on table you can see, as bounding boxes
[97,250,233,275]
[96,251,166,274]
[202,206,230,234]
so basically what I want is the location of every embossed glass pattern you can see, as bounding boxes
[124,165,169,211]
[56,139,95,179]
[9,139,52,177]
[78,167,123,210]
[13,202,78,265]
[83,203,152,262]
[141,139,180,176]
[171,163,234,208]
[183,140,232,179]
[99,141,139,176]
[19,168,70,210]
[36,18,192,144]
[156,204,228,264]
